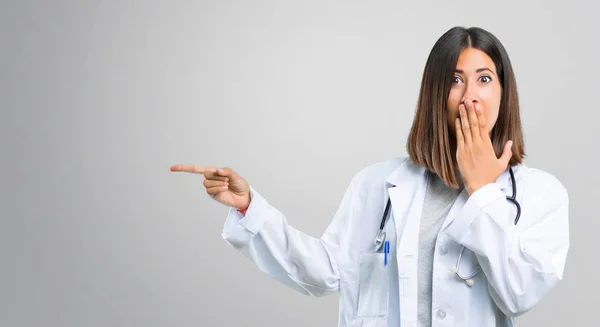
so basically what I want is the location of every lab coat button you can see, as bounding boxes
[436,309,446,319]
[440,246,448,255]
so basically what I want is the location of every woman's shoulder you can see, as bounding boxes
[515,163,568,198]
[349,156,417,188]
[353,156,408,178]
[357,156,410,174]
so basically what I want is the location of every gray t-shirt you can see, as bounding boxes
[417,172,463,327]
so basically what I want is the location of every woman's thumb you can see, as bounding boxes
[217,167,240,181]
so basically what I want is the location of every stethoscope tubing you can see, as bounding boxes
[374,167,521,286]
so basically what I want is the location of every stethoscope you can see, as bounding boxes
[374,167,521,287]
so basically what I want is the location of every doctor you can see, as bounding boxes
[171,26,569,327]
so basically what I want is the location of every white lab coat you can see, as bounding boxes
[221,157,569,327]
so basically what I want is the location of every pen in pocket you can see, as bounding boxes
[384,241,389,266]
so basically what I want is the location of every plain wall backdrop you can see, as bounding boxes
[2,0,598,326]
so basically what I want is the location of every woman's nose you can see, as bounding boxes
[461,83,480,104]
[461,98,480,106]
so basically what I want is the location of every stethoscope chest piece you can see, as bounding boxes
[374,196,393,252]
[374,230,386,251]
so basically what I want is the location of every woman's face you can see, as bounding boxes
[447,47,502,135]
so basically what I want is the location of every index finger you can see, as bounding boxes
[466,100,481,141]
[475,104,489,140]
[170,164,214,174]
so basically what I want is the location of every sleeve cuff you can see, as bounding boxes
[445,182,505,243]
[223,186,271,236]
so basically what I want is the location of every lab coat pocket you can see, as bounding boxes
[356,253,390,318]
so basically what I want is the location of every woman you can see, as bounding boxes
[171,26,569,327]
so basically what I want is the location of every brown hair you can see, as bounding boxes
[407,26,525,188]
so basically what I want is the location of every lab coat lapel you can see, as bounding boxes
[385,161,428,250]
[385,160,428,326]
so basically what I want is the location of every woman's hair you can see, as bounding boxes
[406,26,525,188]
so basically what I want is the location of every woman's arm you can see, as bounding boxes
[221,174,363,297]
[445,170,569,316]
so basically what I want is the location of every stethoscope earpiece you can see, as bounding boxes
[451,267,475,286]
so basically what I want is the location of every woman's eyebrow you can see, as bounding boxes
[455,68,495,74]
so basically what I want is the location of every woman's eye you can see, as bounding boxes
[452,76,462,84]
[480,75,492,83]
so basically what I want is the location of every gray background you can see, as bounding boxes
[1,0,597,326]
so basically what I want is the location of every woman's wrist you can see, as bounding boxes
[236,193,251,213]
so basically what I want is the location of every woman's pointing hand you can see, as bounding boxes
[170,165,251,210]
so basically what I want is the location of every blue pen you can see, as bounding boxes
[384,241,389,266]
